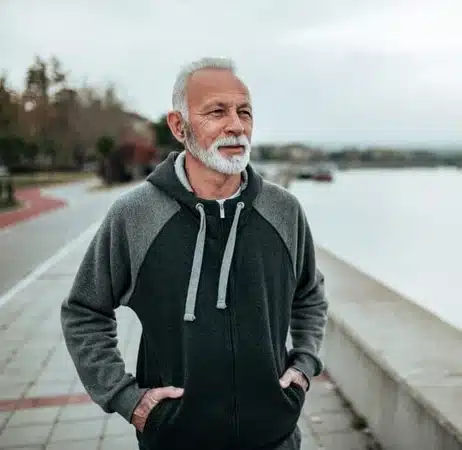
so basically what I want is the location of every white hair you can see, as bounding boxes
[172,57,237,121]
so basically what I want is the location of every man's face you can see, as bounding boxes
[183,69,253,174]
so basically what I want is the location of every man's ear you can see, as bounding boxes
[167,111,186,143]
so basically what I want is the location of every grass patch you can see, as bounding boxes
[12,171,96,189]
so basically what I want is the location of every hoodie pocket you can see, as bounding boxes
[141,398,180,445]
[284,382,306,411]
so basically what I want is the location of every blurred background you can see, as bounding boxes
[0,1,461,449]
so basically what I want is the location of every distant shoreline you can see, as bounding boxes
[329,161,462,170]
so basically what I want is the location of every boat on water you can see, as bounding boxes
[296,162,335,182]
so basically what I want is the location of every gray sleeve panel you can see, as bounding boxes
[61,182,180,423]
[254,180,328,380]
[253,180,302,280]
[118,182,181,306]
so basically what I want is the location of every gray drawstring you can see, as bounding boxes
[184,203,206,322]
[184,202,245,321]
[217,202,245,310]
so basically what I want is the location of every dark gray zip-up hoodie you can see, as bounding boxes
[61,151,328,450]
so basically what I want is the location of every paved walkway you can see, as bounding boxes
[0,211,376,450]
[0,188,67,230]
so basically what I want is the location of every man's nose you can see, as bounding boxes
[225,111,244,135]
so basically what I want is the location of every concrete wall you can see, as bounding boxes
[316,248,462,450]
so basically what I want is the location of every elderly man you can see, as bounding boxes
[61,57,328,450]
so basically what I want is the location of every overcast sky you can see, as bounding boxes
[1,0,461,147]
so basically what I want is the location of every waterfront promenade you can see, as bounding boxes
[2,166,462,449]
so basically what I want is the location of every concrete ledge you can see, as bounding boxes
[316,247,462,450]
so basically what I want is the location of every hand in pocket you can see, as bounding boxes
[131,386,184,432]
[279,367,309,391]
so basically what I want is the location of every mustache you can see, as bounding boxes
[213,135,250,148]
[183,122,250,150]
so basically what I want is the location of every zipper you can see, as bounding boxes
[219,201,225,219]
[228,296,239,442]
[223,302,238,444]
[220,217,238,443]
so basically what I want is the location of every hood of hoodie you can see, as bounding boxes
[146,151,262,219]
[146,151,263,322]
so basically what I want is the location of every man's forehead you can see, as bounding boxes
[187,68,250,105]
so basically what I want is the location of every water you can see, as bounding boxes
[289,168,462,331]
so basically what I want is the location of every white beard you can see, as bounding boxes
[185,131,251,175]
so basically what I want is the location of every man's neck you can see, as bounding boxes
[184,151,241,200]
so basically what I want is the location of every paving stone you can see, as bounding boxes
[0,446,43,450]
[0,411,12,430]
[69,379,87,395]
[41,357,77,372]
[19,341,56,352]
[305,393,346,414]
[309,410,355,435]
[308,379,336,397]
[0,349,21,365]
[298,417,318,441]
[13,350,51,363]
[300,428,321,450]
[58,403,108,422]
[0,423,51,447]
[104,413,133,437]
[37,362,75,376]
[100,434,137,450]
[25,380,73,398]
[317,430,369,450]
[0,381,29,399]
[1,366,42,384]
[33,370,75,385]
[11,361,49,374]
[48,417,105,442]
[7,406,60,427]
[46,438,100,450]
[46,350,72,363]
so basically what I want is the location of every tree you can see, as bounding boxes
[73,83,127,160]
[0,136,26,168]
[25,56,49,99]
[0,75,25,170]
[0,54,150,172]
[52,87,79,166]
[152,115,181,150]
[24,55,70,167]
[25,141,39,164]
[50,56,67,87]
[96,135,115,158]
[0,74,18,134]
[95,136,115,185]
[24,56,52,164]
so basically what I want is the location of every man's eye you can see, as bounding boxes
[239,111,252,117]
[210,110,224,116]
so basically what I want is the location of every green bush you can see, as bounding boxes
[96,136,115,158]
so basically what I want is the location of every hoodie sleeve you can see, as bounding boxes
[61,202,146,422]
[289,210,328,384]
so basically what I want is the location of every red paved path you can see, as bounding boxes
[0,393,91,412]
[0,188,67,229]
